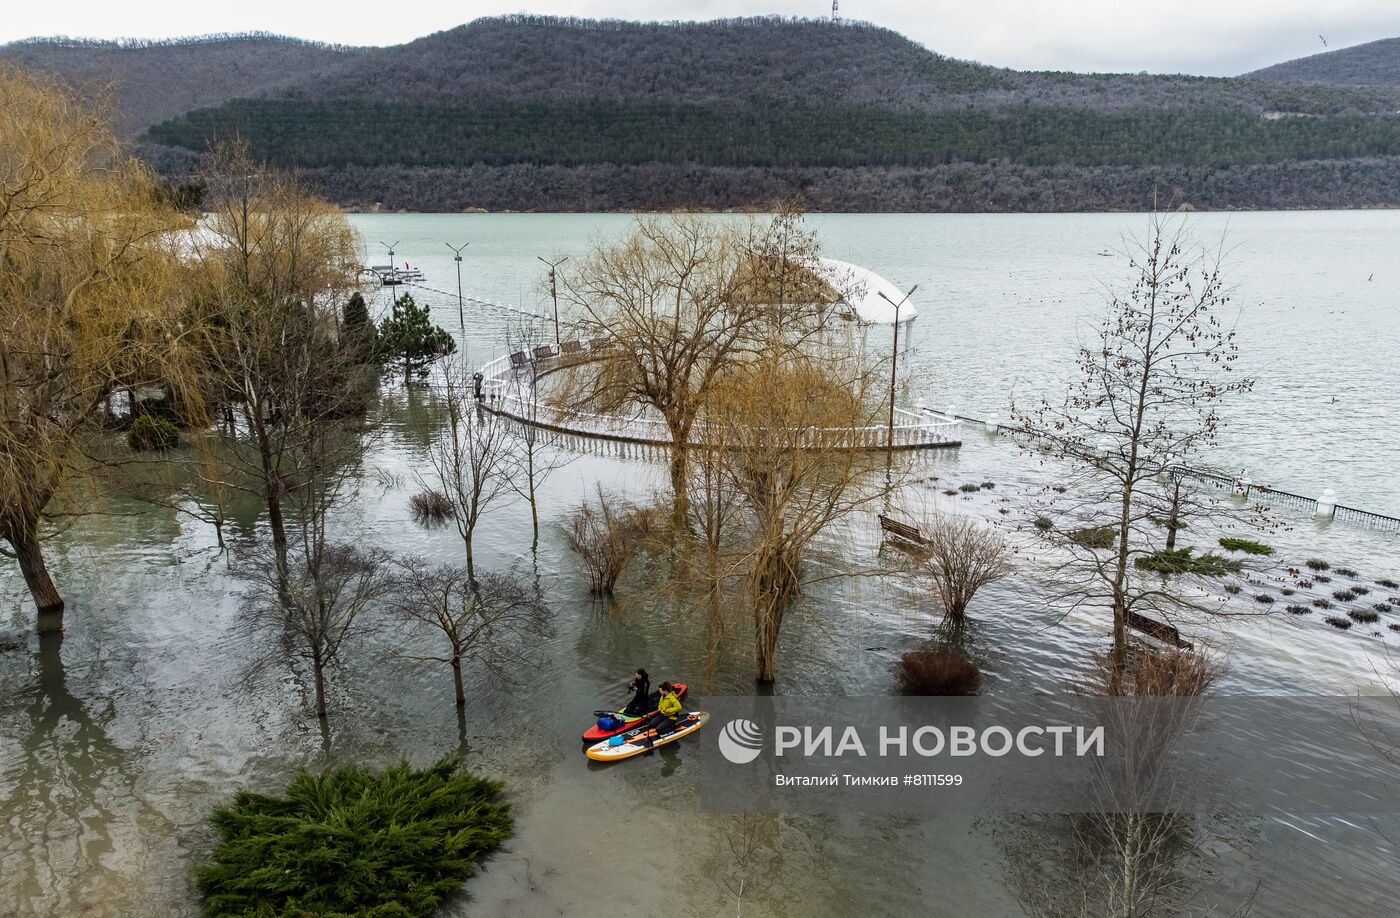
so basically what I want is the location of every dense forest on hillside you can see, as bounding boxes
[1247,37,1400,87]
[148,99,1400,170]
[9,15,1400,211]
[290,158,1400,212]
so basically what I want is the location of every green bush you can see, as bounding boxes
[1069,525,1117,550]
[1134,548,1241,576]
[1218,537,1273,556]
[197,758,511,918]
[128,414,180,451]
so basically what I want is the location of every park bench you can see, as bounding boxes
[532,345,557,361]
[561,340,585,357]
[1126,610,1192,650]
[509,351,528,369]
[878,514,929,548]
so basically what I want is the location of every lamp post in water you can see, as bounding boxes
[537,255,568,345]
[379,241,400,287]
[876,284,918,454]
[446,242,469,332]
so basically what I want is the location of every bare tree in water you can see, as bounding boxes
[420,354,517,580]
[1002,648,1255,918]
[240,540,393,718]
[503,318,572,550]
[558,215,758,526]
[1012,215,1256,687]
[389,559,551,706]
[189,142,365,586]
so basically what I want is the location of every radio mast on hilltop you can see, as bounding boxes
[831,0,840,22]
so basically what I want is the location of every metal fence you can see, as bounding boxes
[475,347,963,451]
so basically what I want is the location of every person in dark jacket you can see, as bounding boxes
[622,668,650,716]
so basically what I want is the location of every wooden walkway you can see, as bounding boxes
[475,344,962,451]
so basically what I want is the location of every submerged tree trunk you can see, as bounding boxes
[668,443,690,528]
[451,653,466,707]
[8,516,65,632]
[312,648,328,718]
[752,542,800,683]
[526,448,539,551]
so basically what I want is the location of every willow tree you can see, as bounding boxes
[0,64,194,630]
[700,339,894,683]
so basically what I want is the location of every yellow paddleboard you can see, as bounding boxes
[585,712,710,761]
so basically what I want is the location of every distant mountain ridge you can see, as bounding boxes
[1247,37,1400,87]
[7,16,1400,212]
[0,32,364,135]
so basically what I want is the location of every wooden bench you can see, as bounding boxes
[532,345,557,361]
[1126,610,1192,650]
[590,337,615,351]
[878,514,928,548]
[509,351,528,369]
[561,340,585,357]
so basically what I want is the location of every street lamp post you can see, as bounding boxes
[537,256,569,345]
[876,284,918,454]
[378,240,400,286]
[446,242,469,332]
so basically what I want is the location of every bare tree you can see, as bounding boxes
[420,354,517,580]
[716,813,778,918]
[190,142,365,584]
[504,318,572,550]
[559,214,759,524]
[1013,215,1254,684]
[1004,648,1250,918]
[563,485,659,595]
[239,541,394,718]
[916,514,1013,632]
[389,559,551,706]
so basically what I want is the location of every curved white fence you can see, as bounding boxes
[475,345,961,450]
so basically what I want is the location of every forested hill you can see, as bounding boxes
[12,16,1400,212]
[0,33,363,136]
[1246,38,1400,87]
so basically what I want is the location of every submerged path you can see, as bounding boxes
[474,343,963,451]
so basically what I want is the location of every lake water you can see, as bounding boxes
[2,211,1399,917]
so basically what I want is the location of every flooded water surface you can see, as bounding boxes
[2,211,1399,917]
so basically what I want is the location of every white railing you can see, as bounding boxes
[475,347,961,450]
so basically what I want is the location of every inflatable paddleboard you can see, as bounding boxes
[581,682,688,743]
[585,712,710,762]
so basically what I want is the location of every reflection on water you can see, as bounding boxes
[3,212,1400,916]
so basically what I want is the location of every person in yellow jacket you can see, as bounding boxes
[636,682,684,745]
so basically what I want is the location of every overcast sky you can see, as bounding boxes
[5,1,1399,75]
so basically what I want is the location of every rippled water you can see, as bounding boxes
[2,212,1399,917]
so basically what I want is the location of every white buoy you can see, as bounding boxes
[985,412,999,433]
[1233,471,1251,497]
[945,403,956,421]
[1316,488,1337,519]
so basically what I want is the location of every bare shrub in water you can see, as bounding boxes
[409,488,454,525]
[917,514,1014,629]
[565,486,651,595]
[894,649,981,695]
